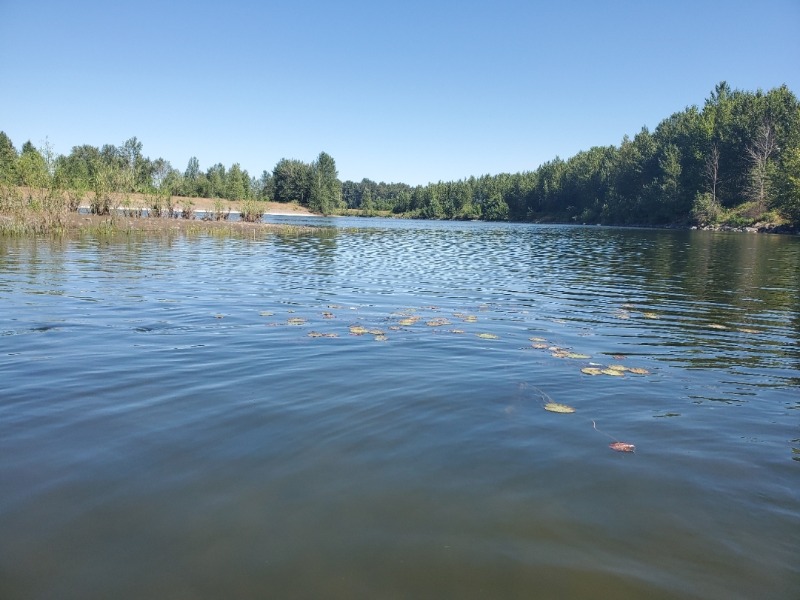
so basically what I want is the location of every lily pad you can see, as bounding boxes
[259,311,274,317]
[322,311,335,319]
[349,325,369,335]
[544,402,576,414]
[581,367,604,376]
[463,315,478,323]
[477,333,499,339]
[426,318,451,327]
[565,352,590,359]
[398,317,420,326]
[373,334,388,342]
[600,368,625,376]
[531,343,548,349]
[287,317,306,325]
[609,441,635,453]
[307,331,332,338]
[628,367,650,375]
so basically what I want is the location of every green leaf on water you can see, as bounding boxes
[581,367,604,376]
[477,333,499,339]
[544,402,576,414]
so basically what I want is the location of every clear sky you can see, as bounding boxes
[1,0,798,186]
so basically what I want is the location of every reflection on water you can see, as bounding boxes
[1,220,798,599]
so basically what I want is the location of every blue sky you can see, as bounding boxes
[1,0,798,186]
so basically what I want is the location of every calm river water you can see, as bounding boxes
[1,218,798,599]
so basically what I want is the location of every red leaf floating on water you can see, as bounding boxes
[609,441,636,453]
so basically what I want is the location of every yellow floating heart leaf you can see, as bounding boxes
[642,312,659,319]
[601,368,625,376]
[544,402,576,414]
[426,318,451,327]
[529,337,546,342]
[627,367,650,375]
[707,323,728,330]
[259,311,274,317]
[463,315,478,323]
[368,328,385,335]
[287,317,306,325]
[477,333,499,339]
[349,325,369,335]
[398,317,420,326]
[531,343,548,349]
[565,352,590,359]
[738,327,761,334]
[581,367,604,376]
[322,311,335,319]
[607,364,628,372]
[373,334,388,341]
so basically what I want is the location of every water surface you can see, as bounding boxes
[1,219,798,599]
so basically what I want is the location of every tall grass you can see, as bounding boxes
[0,183,69,235]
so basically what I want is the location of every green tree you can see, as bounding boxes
[0,131,17,184]
[308,152,341,215]
[273,158,311,204]
[226,163,248,200]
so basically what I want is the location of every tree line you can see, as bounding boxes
[1,82,798,226]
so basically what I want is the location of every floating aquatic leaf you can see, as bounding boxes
[581,367,604,375]
[398,317,420,326]
[612,354,626,360]
[552,351,570,358]
[529,337,546,342]
[565,352,590,359]
[449,329,466,334]
[373,334,388,342]
[214,314,224,319]
[615,311,631,320]
[609,442,636,453]
[707,323,728,330]
[477,333,499,339]
[287,317,306,325]
[607,364,628,372]
[463,315,478,323]
[642,312,659,319]
[349,325,369,335]
[426,318,451,327]
[259,311,274,317]
[322,311,335,319]
[452,312,466,318]
[544,402,576,414]
[368,328,385,335]
[600,368,625,376]
[327,304,343,309]
[628,367,650,375]
[531,343,548,349]
[307,331,325,338]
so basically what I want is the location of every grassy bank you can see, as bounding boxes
[0,185,315,237]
